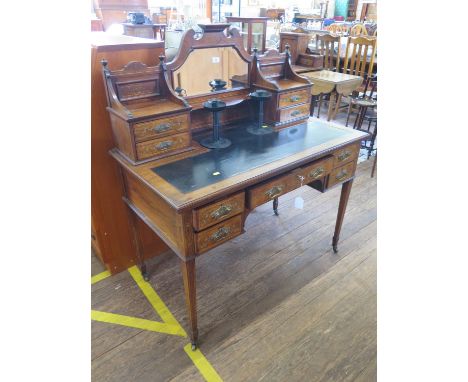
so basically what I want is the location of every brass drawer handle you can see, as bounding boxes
[152,123,171,133]
[291,110,301,117]
[289,95,301,102]
[211,205,233,220]
[337,150,351,162]
[265,185,284,199]
[210,227,231,242]
[336,171,349,181]
[155,140,174,151]
[309,167,325,179]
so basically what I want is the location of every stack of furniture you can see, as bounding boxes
[101,23,369,350]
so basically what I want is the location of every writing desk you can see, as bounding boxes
[111,117,368,349]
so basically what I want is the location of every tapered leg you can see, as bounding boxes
[317,94,323,118]
[180,258,198,350]
[273,197,279,216]
[310,95,315,116]
[129,211,149,281]
[332,179,354,253]
[327,92,335,121]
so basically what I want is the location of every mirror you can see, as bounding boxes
[172,47,249,97]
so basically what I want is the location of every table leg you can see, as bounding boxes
[332,179,354,253]
[180,258,198,350]
[273,197,279,216]
[129,210,149,281]
[332,93,343,120]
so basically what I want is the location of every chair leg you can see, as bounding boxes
[273,197,279,216]
[310,95,315,116]
[368,119,377,159]
[317,94,323,118]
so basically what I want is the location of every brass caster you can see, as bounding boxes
[191,342,197,351]
[332,244,338,253]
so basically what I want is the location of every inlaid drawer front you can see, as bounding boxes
[279,89,310,108]
[193,192,245,231]
[298,157,334,183]
[247,174,294,210]
[328,162,356,188]
[195,215,243,254]
[136,132,190,160]
[332,143,360,167]
[133,114,189,142]
[279,104,310,122]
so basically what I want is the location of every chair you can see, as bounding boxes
[349,23,368,36]
[312,33,341,118]
[331,36,377,119]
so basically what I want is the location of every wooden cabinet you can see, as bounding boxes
[91,32,167,274]
[93,0,150,30]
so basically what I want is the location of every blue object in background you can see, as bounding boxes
[334,0,349,18]
[323,18,335,27]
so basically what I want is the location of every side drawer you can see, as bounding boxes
[328,161,356,188]
[195,215,243,254]
[279,104,310,122]
[297,157,334,183]
[136,132,191,160]
[332,142,360,167]
[278,89,310,109]
[247,173,295,210]
[193,192,245,231]
[133,113,189,142]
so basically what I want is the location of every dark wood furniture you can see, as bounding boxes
[122,23,166,40]
[279,31,324,74]
[225,16,269,54]
[102,24,369,350]
[93,0,150,30]
[91,32,167,274]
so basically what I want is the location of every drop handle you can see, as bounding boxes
[289,95,301,102]
[265,185,284,199]
[335,171,348,181]
[291,110,301,117]
[337,151,351,161]
[211,205,233,219]
[210,227,231,242]
[155,140,174,150]
[152,123,171,133]
[309,167,325,179]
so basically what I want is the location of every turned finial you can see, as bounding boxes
[285,44,291,56]
[101,59,108,68]
[253,47,258,56]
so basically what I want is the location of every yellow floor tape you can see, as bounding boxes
[184,343,223,382]
[91,265,223,382]
[91,310,185,336]
[91,270,111,285]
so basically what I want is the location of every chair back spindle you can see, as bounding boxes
[316,33,341,71]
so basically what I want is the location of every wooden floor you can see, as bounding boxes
[92,146,377,381]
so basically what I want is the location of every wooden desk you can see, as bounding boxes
[301,70,363,121]
[111,118,368,349]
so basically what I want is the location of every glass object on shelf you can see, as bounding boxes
[251,22,265,52]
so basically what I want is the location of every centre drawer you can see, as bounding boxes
[136,132,190,160]
[193,192,245,231]
[195,215,243,254]
[278,89,310,109]
[296,157,334,183]
[247,173,297,210]
[133,114,189,142]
